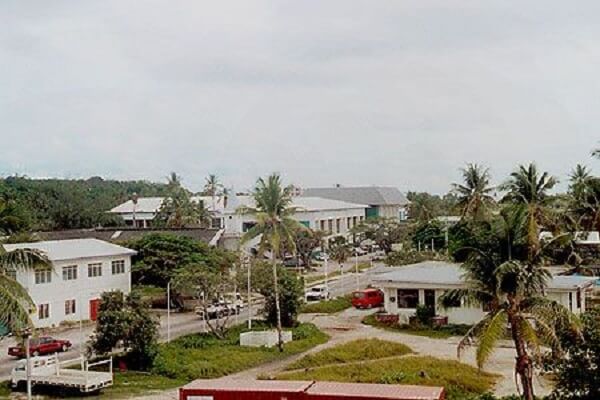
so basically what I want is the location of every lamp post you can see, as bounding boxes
[324,254,329,296]
[245,253,252,330]
[355,252,360,291]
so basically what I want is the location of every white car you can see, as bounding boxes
[305,285,330,302]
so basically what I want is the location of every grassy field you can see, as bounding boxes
[284,339,412,371]
[277,355,498,400]
[362,314,471,339]
[151,322,330,381]
[300,295,353,314]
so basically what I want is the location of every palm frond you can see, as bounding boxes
[475,309,508,368]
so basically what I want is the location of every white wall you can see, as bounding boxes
[377,205,401,220]
[381,284,588,325]
[17,255,132,328]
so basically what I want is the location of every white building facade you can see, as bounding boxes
[372,261,595,325]
[4,239,136,328]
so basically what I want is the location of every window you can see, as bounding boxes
[327,219,333,233]
[397,289,419,309]
[347,217,352,229]
[65,299,76,315]
[569,292,573,311]
[38,303,50,320]
[336,218,341,233]
[112,260,125,275]
[62,265,78,281]
[88,263,102,278]
[577,290,582,309]
[35,269,52,284]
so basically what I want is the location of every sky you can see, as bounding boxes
[1,1,600,194]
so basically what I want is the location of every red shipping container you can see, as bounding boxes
[305,381,445,400]
[180,380,445,400]
[179,379,312,400]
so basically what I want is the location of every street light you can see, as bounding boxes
[355,252,360,291]
[23,328,32,400]
[167,281,171,343]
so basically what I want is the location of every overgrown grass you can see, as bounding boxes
[151,322,329,381]
[284,339,412,371]
[100,371,185,398]
[300,295,353,314]
[277,356,498,400]
[363,314,471,339]
[0,381,10,399]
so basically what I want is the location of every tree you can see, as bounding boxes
[352,217,409,253]
[294,229,325,270]
[128,233,235,288]
[238,260,303,328]
[88,290,159,370]
[328,236,350,266]
[0,246,50,332]
[240,173,304,351]
[550,308,600,400]
[441,246,578,400]
[452,163,495,221]
[500,163,558,262]
[173,262,237,339]
[155,173,210,228]
[406,192,458,222]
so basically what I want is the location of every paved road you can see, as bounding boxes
[0,309,258,381]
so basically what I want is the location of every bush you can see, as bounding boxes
[285,339,412,370]
[415,304,435,325]
[362,314,471,339]
[300,295,352,314]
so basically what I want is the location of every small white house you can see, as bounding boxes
[372,261,596,325]
[4,238,137,328]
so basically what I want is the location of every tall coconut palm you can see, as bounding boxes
[500,163,558,262]
[203,174,224,212]
[441,250,578,400]
[1,247,51,332]
[239,173,304,351]
[452,163,495,221]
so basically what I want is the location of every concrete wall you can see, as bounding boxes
[17,255,132,328]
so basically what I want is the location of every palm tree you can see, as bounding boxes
[328,236,350,266]
[441,250,578,400]
[203,174,223,197]
[500,163,558,262]
[452,163,495,221]
[239,173,304,351]
[1,247,51,332]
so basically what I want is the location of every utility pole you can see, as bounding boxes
[246,254,252,330]
[167,281,171,343]
[24,328,32,400]
[354,252,360,291]
[324,254,329,298]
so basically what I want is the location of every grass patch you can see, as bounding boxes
[0,381,10,399]
[300,295,353,314]
[276,355,498,400]
[100,371,185,398]
[151,322,329,381]
[363,314,471,339]
[284,339,412,371]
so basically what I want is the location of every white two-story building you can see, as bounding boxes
[4,238,136,328]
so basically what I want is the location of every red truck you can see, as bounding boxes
[8,336,72,358]
[351,288,384,309]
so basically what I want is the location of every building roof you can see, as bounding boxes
[3,238,136,262]
[302,186,409,207]
[110,195,367,215]
[372,261,597,291]
[181,379,312,393]
[307,381,444,400]
[35,228,222,245]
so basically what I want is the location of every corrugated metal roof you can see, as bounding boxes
[302,187,409,206]
[306,381,444,399]
[3,238,136,261]
[35,228,220,244]
[181,379,312,392]
[372,261,597,291]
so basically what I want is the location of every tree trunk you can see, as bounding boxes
[509,314,535,400]
[272,255,283,352]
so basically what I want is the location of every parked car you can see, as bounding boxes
[305,284,330,302]
[352,247,367,256]
[311,251,328,262]
[195,293,244,320]
[283,256,304,268]
[351,288,384,309]
[8,336,72,358]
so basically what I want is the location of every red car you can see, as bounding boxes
[8,336,72,358]
[351,288,384,309]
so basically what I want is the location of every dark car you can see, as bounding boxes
[8,336,72,358]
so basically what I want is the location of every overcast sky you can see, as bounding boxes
[1,1,599,193]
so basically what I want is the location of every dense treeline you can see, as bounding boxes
[0,176,169,231]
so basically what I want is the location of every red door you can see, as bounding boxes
[89,299,100,321]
